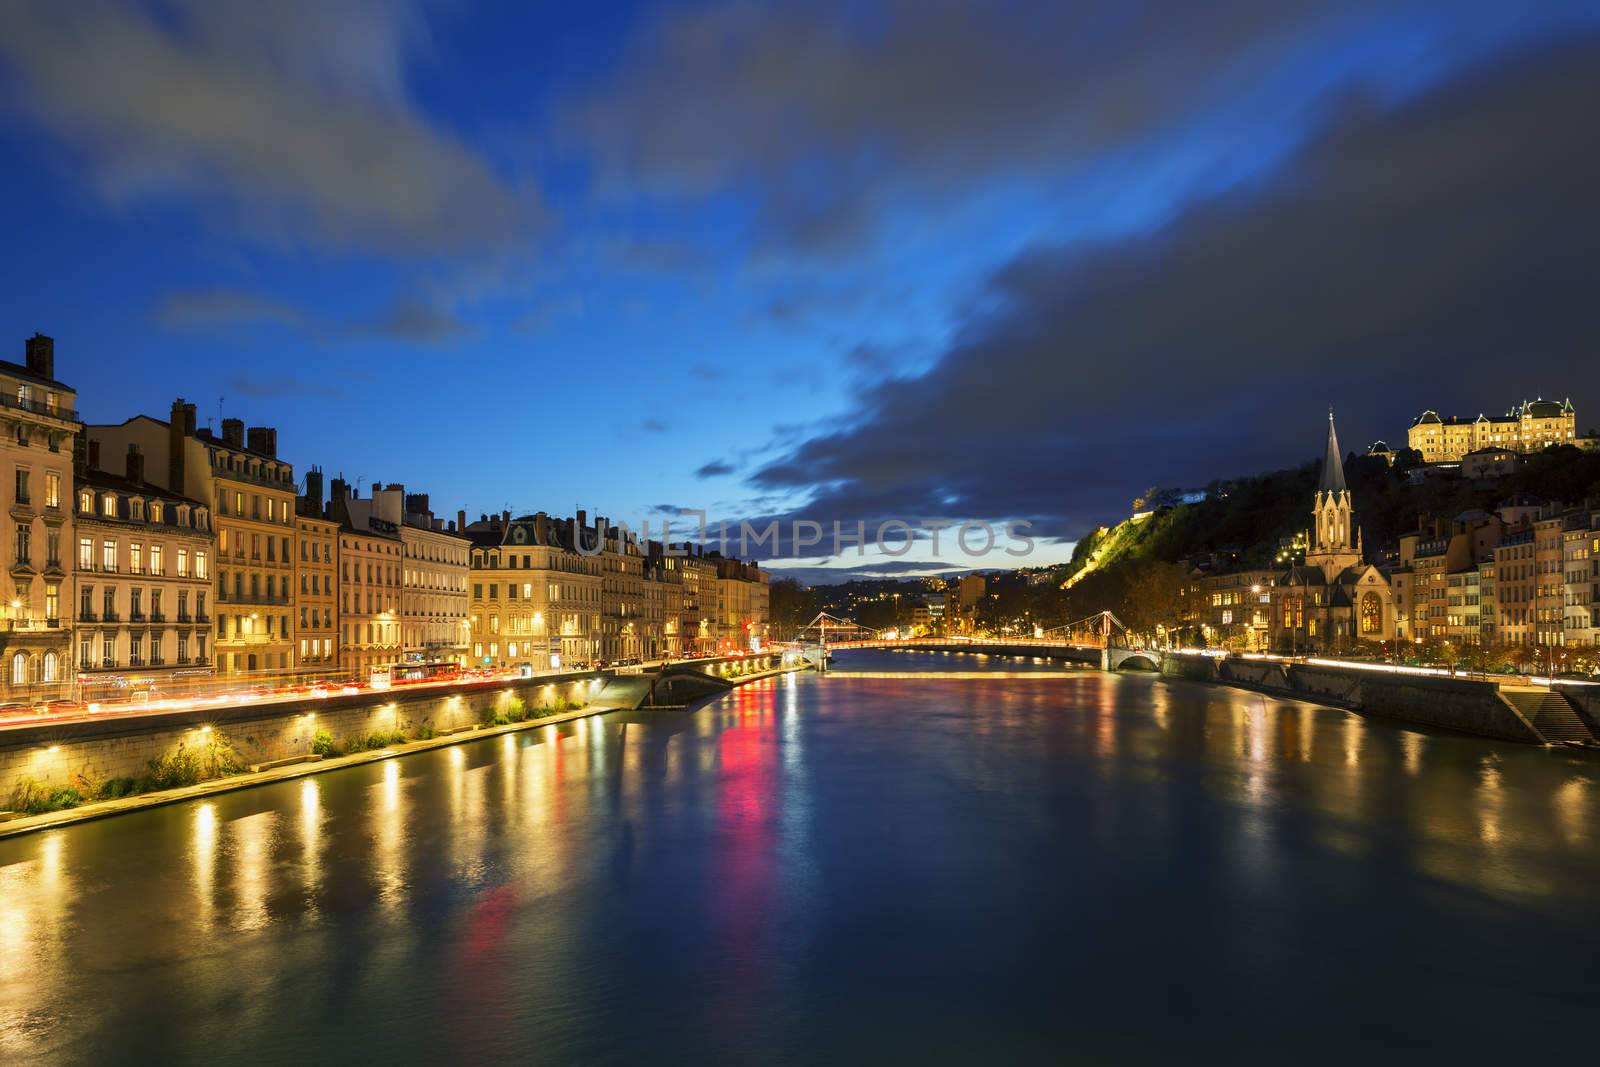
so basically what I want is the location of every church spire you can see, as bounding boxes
[1320,406,1347,494]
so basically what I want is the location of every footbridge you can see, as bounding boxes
[792,611,1164,672]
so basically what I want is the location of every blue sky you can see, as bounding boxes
[1,1,1596,581]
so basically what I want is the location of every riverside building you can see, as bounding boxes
[2,335,76,701]
[72,440,214,700]
[89,400,297,679]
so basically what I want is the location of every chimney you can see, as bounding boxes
[169,398,192,493]
[88,440,101,472]
[126,444,145,484]
[457,509,467,531]
[536,512,549,543]
[24,333,54,380]
[576,509,587,529]
[221,418,244,448]
[246,426,277,458]
[406,492,430,517]
[502,509,510,527]
[303,466,324,517]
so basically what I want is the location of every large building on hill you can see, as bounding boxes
[1273,411,1396,650]
[1407,398,1575,462]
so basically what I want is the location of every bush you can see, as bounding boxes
[96,776,136,800]
[139,745,205,791]
[417,721,435,741]
[311,729,337,757]
[481,707,510,727]
[8,776,84,815]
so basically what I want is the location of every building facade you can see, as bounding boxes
[2,335,76,702]
[293,467,339,672]
[1408,398,1576,462]
[89,401,297,678]
[394,489,469,666]
[329,479,403,677]
[466,511,602,671]
[72,443,214,700]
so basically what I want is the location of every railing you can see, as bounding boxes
[0,391,78,421]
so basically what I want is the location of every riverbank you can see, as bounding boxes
[1159,651,1600,747]
[0,662,806,840]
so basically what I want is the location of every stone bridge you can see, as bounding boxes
[822,638,1163,672]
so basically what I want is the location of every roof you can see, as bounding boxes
[0,358,74,392]
[1519,398,1564,418]
[78,467,208,509]
[1319,410,1347,494]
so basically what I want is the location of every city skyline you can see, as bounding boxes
[2,2,1599,580]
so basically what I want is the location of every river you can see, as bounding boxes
[2,650,1597,1063]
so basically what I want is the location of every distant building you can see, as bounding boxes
[1459,446,1520,480]
[1407,398,1575,462]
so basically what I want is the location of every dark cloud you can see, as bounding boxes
[0,0,532,253]
[744,34,1600,542]
[156,287,474,348]
[570,0,1572,255]
[365,294,474,346]
[641,418,669,433]
[155,289,311,332]
[695,460,736,479]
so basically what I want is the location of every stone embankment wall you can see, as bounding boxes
[1160,653,1548,744]
[0,656,776,800]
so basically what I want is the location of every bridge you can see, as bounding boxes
[789,611,1164,672]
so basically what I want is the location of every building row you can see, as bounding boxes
[2,336,768,704]
[1181,412,1600,657]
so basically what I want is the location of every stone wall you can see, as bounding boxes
[1206,655,1544,743]
[2,674,599,801]
[1554,684,1600,735]
[1160,653,1220,681]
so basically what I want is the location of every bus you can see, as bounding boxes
[369,662,463,688]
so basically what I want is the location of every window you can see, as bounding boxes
[177,548,188,577]
[10,651,25,685]
[43,471,59,509]
[149,501,162,524]
[102,540,116,570]
[79,489,92,513]
[45,583,58,621]
[150,545,163,575]
[13,468,28,505]
[130,499,144,522]
[102,494,117,517]
[196,551,208,579]
[129,542,143,574]
[14,524,29,565]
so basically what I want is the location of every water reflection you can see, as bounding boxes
[1,650,1598,1064]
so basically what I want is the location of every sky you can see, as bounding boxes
[1,0,1598,583]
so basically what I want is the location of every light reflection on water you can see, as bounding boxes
[1,650,1598,1063]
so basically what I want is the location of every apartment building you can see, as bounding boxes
[2,334,76,701]
[465,511,601,670]
[392,488,469,666]
[598,518,646,663]
[329,478,402,676]
[89,400,297,678]
[73,441,214,699]
[1493,525,1536,646]
[294,467,339,671]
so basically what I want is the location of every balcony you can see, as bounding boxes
[130,611,146,623]
[78,609,96,623]
[102,611,120,623]
[0,390,79,422]
[128,656,144,667]
[150,613,166,624]
[9,495,34,520]
[1,616,61,634]
[177,612,191,623]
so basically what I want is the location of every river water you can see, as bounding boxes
[2,650,1597,1063]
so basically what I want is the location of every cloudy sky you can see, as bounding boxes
[2,1,1597,580]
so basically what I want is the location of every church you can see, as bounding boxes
[1273,411,1396,651]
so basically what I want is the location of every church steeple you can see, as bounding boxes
[1319,406,1347,493]
[1307,407,1360,575]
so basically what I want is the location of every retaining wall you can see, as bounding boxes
[0,673,612,801]
[1203,655,1543,743]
